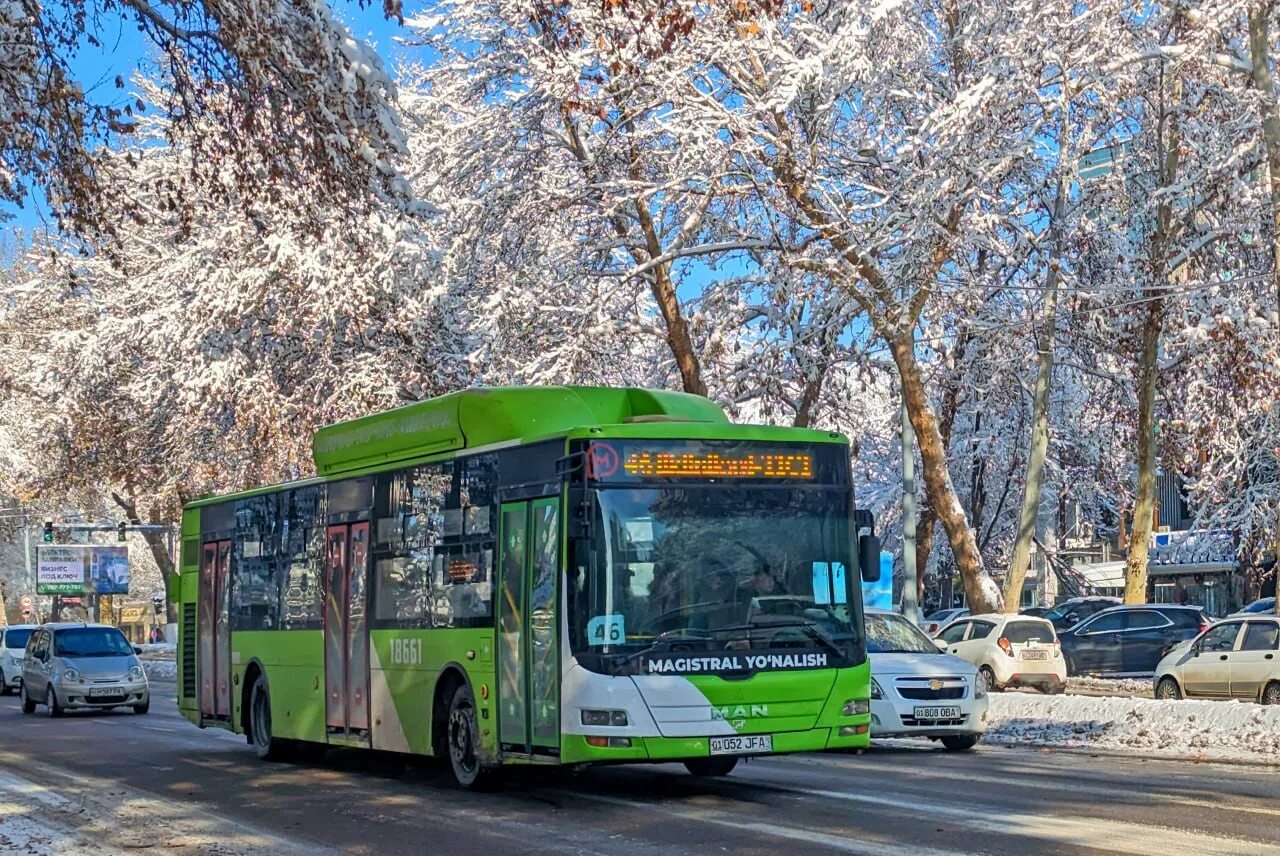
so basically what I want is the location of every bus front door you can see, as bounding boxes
[324,521,371,743]
[198,539,232,722]
[496,498,561,755]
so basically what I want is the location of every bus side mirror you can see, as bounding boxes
[859,534,881,582]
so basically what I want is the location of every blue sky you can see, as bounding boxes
[2,2,419,233]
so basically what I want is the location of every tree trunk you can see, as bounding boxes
[887,333,1002,612]
[113,492,179,623]
[1003,181,1066,611]
[1124,304,1162,604]
[635,202,707,396]
[1246,3,1280,616]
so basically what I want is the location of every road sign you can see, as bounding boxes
[19,595,33,615]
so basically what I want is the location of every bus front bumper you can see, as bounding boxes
[560,723,871,765]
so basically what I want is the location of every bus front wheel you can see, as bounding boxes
[684,756,739,777]
[447,683,502,790]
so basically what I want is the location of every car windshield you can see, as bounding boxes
[1003,621,1055,644]
[3,628,32,649]
[567,485,860,669]
[54,628,133,657]
[866,613,938,654]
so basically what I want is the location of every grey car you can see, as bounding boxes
[20,623,149,717]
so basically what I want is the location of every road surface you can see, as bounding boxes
[0,681,1276,855]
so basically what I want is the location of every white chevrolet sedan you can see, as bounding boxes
[866,609,988,751]
[1154,616,1280,704]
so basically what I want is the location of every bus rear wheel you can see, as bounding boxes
[447,683,501,790]
[249,673,289,761]
[684,756,739,777]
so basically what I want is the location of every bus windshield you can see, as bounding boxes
[568,485,861,673]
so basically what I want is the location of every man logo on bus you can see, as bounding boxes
[586,443,619,479]
[711,704,768,727]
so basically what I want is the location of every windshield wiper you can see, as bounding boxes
[709,620,848,660]
[604,629,715,675]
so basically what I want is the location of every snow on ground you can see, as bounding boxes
[138,642,177,655]
[143,659,176,681]
[1065,676,1153,698]
[986,692,1280,763]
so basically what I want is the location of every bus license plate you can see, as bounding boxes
[709,735,772,756]
[913,706,961,720]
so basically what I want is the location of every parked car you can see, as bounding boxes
[923,608,969,637]
[1154,616,1279,704]
[0,624,36,695]
[20,623,149,717]
[865,609,987,751]
[934,614,1066,693]
[1058,605,1208,676]
[1040,596,1121,630]
[1019,607,1049,618]
[1229,597,1277,618]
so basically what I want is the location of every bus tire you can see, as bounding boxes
[447,683,501,790]
[684,757,738,777]
[248,673,288,761]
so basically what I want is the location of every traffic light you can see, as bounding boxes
[42,521,53,543]
[117,521,127,542]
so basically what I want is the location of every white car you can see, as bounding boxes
[935,614,1067,694]
[866,609,988,751]
[0,625,36,695]
[1154,615,1280,704]
[922,608,969,637]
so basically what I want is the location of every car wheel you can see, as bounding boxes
[447,682,502,790]
[1155,677,1182,701]
[133,697,150,715]
[19,683,35,715]
[940,735,981,752]
[1263,682,1280,706]
[685,756,740,777]
[0,672,9,697]
[979,666,998,693]
[46,687,63,718]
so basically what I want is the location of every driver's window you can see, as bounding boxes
[1201,623,1240,652]
[937,622,968,644]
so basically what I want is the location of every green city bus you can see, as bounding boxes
[174,386,881,788]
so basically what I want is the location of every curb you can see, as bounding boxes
[983,739,1280,770]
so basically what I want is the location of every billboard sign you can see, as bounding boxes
[37,545,129,596]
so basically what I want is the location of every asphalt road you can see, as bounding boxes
[0,681,1277,856]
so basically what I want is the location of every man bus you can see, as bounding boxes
[174,386,880,788]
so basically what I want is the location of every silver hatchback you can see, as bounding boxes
[20,623,149,716]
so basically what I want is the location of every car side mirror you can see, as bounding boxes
[133,645,144,655]
[933,638,948,651]
[1064,613,1080,626]
[858,533,882,582]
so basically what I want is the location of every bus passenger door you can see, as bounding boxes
[198,540,232,721]
[324,521,371,742]
[497,498,561,755]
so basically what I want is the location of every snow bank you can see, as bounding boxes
[986,692,1280,763]
[143,660,177,682]
[1066,676,1153,698]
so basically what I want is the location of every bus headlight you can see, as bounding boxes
[581,709,628,727]
[842,699,870,716]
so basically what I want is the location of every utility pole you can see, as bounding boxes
[902,395,919,624]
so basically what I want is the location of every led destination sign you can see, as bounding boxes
[585,440,817,481]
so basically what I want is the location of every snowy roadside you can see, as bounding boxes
[138,643,177,682]
[985,692,1280,764]
[1065,676,1153,698]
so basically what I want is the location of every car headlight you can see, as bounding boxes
[129,665,144,682]
[869,678,883,700]
[974,674,987,699]
[62,668,81,683]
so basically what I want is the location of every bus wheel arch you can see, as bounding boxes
[431,665,469,757]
